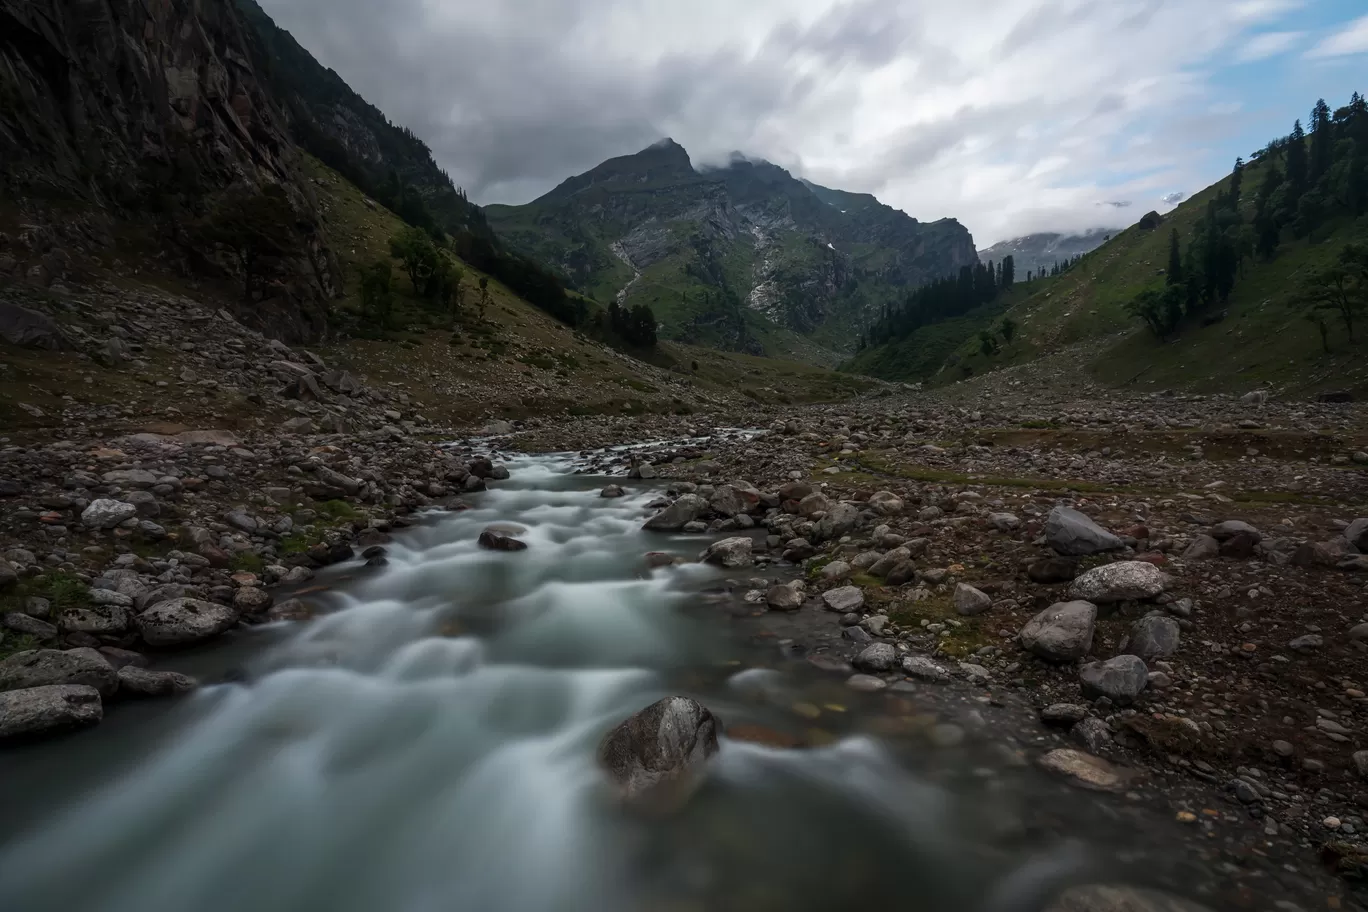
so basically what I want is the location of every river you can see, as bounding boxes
[0,447,1209,912]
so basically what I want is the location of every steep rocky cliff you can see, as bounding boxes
[0,0,339,341]
[487,141,977,356]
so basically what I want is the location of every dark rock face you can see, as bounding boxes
[0,0,339,341]
[598,696,720,811]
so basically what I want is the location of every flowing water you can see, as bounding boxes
[0,449,1202,912]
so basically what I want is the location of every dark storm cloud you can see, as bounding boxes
[255,0,1310,242]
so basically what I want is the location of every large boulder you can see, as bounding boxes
[868,547,912,578]
[1044,506,1123,556]
[1020,601,1097,662]
[598,696,719,811]
[822,586,864,613]
[1347,518,1368,552]
[813,502,861,542]
[853,642,897,672]
[765,584,804,611]
[135,598,239,647]
[0,685,102,741]
[643,494,708,532]
[0,648,117,698]
[1079,655,1148,703]
[1119,616,1181,660]
[1068,561,1166,603]
[953,583,992,616]
[116,666,198,697]
[58,605,129,636]
[868,491,905,516]
[0,301,67,349]
[708,485,747,517]
[81,498,137,530]
[701,537,753,568]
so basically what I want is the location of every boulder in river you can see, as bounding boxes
[0,684,102,741]
[598,696,719,812]
[643,494,707,532]
[116,666,198,698]
[701,537,753,568]
[478,530,528,552]
[135,598,239,647]
[1044,506,1123,556]
[0,648,118,698]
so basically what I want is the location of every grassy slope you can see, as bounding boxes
[865,155,1368,396]
[0,160,874,441]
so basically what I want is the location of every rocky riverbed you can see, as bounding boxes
[2,309,1368,909]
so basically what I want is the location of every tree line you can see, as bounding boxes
[857,256,1015,350]
[1127,91,1368,344]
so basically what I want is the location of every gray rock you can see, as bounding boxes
[765,584,804,611]
[1180,534,1220,561]
[1346,518,1368,552]
[643,494,708,532]
[1068,561,1165,603]
[701,537,753,568]
[868,547,912,578]
[81,498,137,529]
[0,559,17,590]
[813,502,860,542]
[902,655,951,683]
[0,648,117,697]
[0,300,68,350]
[853,642,897,672]
[0,685,101,741]
[116,665,198,697]
[101,468,158,488]
[1211,520,1261,542]
[988,512,1021,532]
[1073,716,1113,752]
[953,583,992,616]
[1120,616,1181,660]
[1041,703,1089,725]
[1288,634,1323,651]
[1353,750,1368,779]
[822,586,864,613]
[598,696,719,811]
[845,674,888,692]
[709,485,747,517]
[867,491,904,516]
[1020,601,1097,661]
[1079,655,1148,703]
[600,484,626,498]
[135,598,239,647]
[2,612,57,639]
[820,560,852,581]
[58,605,129,636]
[1045,506,1123,556]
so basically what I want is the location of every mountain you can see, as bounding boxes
[233,0,488,239]
[0,0,341,341]
[976,229,1118,281]
[486,142,977,360]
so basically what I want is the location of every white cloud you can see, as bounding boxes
[1234,30,1304,62]
[258,0,1313,246]
[1306,14,1368,58]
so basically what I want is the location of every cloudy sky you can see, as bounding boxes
[260,0,1367,246]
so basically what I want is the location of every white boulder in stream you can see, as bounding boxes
[701,537,753,568]
[598,696,719,812]
[0,684,102,740]
[135,598,239,647]
[1069,561,1166,603]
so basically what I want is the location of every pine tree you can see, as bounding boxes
[1166,229,1183,286]
[1229,157,1244,208]
[1286,119,1308,198]
[1309,98,1333,185]
[1002,255,1015,288]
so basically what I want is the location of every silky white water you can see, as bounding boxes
[0,452,1129,912]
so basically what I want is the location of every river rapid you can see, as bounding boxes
[0,446,1200,912]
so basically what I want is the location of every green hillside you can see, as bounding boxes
[851,93,1368,398]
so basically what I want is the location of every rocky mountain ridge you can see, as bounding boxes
[976,229,1118,280]
[487,141,977,359]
